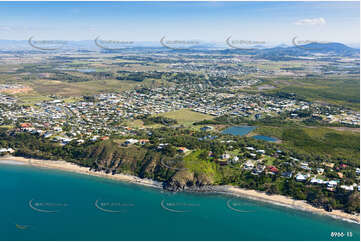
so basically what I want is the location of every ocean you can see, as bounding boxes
[0,163,359,241]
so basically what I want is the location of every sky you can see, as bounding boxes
[0,1,359,45]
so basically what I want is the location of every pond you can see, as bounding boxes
[221,126,279,142]
[252,135,279,142]
[221,126,256,136]
[57,68,96,73]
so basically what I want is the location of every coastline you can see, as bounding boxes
[0,155,359,224]
[213,186,360,224]
[0,156,163,189]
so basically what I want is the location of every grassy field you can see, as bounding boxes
[14,92,53,105]
[156,109,214,126]
[183,150,221,181]
[15,78,140,97]
[255,125,360,166]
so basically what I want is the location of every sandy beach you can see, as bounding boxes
[214,186,360,224]
[0,155,359,224]
[0,156,162,189]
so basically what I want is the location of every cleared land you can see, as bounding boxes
[156,109,214,126]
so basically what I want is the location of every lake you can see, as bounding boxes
[252,135,279,142]
[221,126,256,136]
[57,68,96,73]
[0,163,359,241]
[221,126,279,142]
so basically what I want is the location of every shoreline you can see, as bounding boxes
[0,155,359,224]
[0,156,163,189]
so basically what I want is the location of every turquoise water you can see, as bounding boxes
[221,126,256,136]
[0,163,359,241]
[252,135,279,142]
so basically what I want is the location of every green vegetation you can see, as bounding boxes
[255,126,360,166]
[138,115,178,126]
[183,150,221,182]
[0,47,359,216]
[265,76,360,110]
[0,125,359,214]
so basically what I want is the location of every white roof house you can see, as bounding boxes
[327,180,338,188]
[244,161,254,170]
[340,185,354,191]
[221,153,231,160]
[296,173,306,182]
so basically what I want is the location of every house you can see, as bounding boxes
[0,148,15,154]
[290,157,300,162]
[246,147,255,151]
[53,126,62,132]
[221,153,231,160]
[125,139,138,145]
[252,164,265,175]
[323,162,334,168]
[20,123,32,128]
[300,162,311,171]
[267,166,279,173]
[295,173,307,182]
[327,180,338,188]
[157,143,168,150]
[177,147,189,154]
[43,132,53,138]
[316,168,324,174]
[356,168,360,176]
[310,178,326,185]
[340,164,348,169]
[139,139,149,145]
[340,185,354,191]
[90,136,99,141]
[100,136,109,141]
[244,161,254,170]
[256,149,265,154]
[232,156,239,163]
[281,171,293,178]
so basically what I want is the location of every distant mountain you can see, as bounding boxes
[0,39,358,58]
[254,42,359,60]
[275,44,290,48]
[292,42,359,55]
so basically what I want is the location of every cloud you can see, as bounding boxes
[294,17,326,26]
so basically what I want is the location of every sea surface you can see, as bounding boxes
[0,163,359,241]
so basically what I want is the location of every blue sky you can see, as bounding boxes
[0,1,359,45]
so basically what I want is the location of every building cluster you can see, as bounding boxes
[220,145,360,192]
[0,80,359,146]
